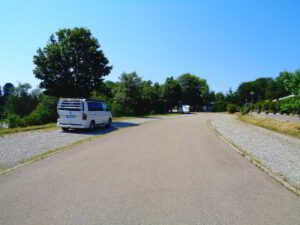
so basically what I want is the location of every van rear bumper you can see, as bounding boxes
[57,122,88,129]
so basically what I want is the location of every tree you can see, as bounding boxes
[33,27,112,98]
[113,72,143,116]
[162,77,181,112]
[225,87,238,104]
[3,83,37,117]
[177,73,209,111]
[213,92,227,112]
[282,70,300,97]
[3,83,14,97]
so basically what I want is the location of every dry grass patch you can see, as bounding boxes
[239,115,300,139]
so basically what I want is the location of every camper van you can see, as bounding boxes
[57,98,112,131]
[179,105,190,114]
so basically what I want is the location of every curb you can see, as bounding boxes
[207,119,300,197]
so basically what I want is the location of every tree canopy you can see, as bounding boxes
[33,27,112,98]
[177,73,209,110]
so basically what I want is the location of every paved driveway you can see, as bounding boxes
[0,114,299,225]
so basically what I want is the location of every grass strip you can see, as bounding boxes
[0,123,57,136]
[239,115,300,139]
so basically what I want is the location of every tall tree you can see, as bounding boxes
[3,83,36,117]
[177,73,209,110]
[3,83,14,97]
[113,72,143,116]
[162,77,181,112]
[33,27,112,98]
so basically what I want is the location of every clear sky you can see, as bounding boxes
[0,0,300,93]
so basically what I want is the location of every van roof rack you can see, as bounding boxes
[59,98,103,102]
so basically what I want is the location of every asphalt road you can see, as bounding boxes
[0,114,299,225]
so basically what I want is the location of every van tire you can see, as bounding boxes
[106,118,112,127]
[89,121,95,131]
[61,128,69,132]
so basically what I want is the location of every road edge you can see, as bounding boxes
[207,119,300,197]
[0,126,123,175]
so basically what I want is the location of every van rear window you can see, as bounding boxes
[58,100,83,111]
[58,107,81,111]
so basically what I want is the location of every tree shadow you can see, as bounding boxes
[61,121,139,136]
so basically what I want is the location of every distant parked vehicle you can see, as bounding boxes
[57,98,112,131]
[179,105,190,114]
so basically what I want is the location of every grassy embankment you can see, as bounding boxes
[239,114,300,139]
[0,113,180,136]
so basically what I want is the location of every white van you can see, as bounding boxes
[57,98,112,131]
[179,105,190,114]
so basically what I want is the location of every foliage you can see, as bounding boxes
[26,96,58,125]
[279,97,300,115]
[5,114,22,128]
[262,100,270,113]
[177,73,209,111]
[113,72,143,116]
[3,83,14,97]
[3,83,39,117]
[33,27,112,98]
[268,101,277,114]
[213,92,226,112]
[227,104,238,114]
[161,77,181,112]
[241,103,251,115]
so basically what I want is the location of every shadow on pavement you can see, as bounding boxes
[61,121,139,136]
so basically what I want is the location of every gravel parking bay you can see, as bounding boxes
[210,114,300,189]
[0,115,189,168]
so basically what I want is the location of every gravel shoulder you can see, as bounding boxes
[210,113,300,189]
[0,114,191,168]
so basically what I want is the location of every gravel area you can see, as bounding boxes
[0,115,191,168]
[210,113,300,188]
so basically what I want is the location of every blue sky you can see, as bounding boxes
[0,0,300,93]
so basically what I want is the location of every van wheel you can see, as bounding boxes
[89,121,95,131]
[106,118,112,127]
[62,128,69,132]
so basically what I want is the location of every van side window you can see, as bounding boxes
[102,103,107,111]
[97,102,103,111]
[87,101,100,111]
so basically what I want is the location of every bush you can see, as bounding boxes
[268,101,277,114]
[279,97,300,115]
[227,104,238,114]
[241,103,251,115]
[5,114,22,128]
[4,96,58,128]
[254,101,263,113]
[27,96,58,125]
[262,101,270,113]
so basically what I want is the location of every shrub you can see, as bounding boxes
[28,96,58,125]
[5,96,58,128]
[262,101,270,113]
[5,114,21,128]
[268,101,277,114]
[227,104,238,114]
[241,103,251,115]
[254,101,263,113]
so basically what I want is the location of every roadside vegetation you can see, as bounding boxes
[239,114,300,139]
[0,27,299,129]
